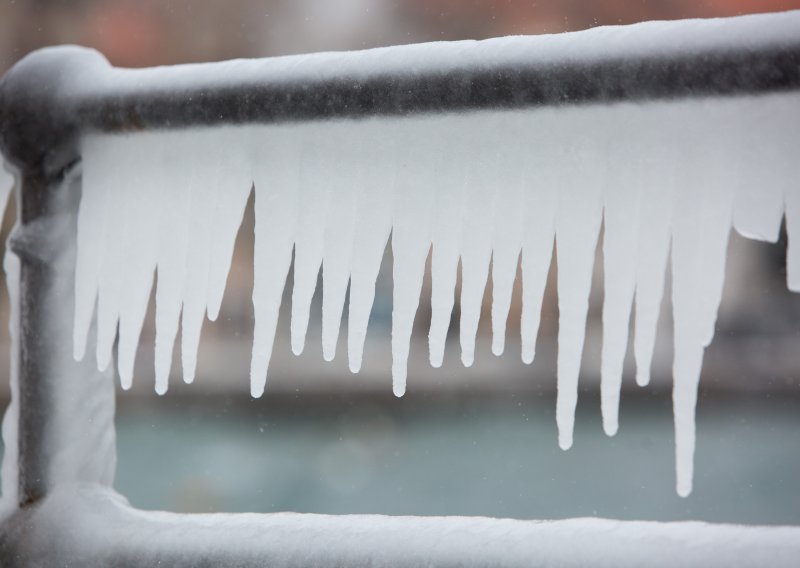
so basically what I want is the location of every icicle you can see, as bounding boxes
[179,133,250,385]
[519,113,559,366]
[489,119,526,358]
[179,151,215,383]
[152,142,194,395]
[391,118,438,396]
[553,111,605,451]
[290,133,336,355]
[92,140,134,374]
[250,126,301,397]
[73,137,109,364]
[773,96,800,292]
[670,101,736,497]
[632,125,675,389]
[347,121,394,374]
[115,137,160,389]
[458,117,499,368]
[600,106,641,437]
[205,131,253,323]
[428,126,468,369]
[320,128,362,362]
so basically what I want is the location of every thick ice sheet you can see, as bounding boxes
[75,92,800,495]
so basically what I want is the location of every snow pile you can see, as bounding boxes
[75,92,800,496]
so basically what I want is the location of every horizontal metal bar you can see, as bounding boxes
[1,483,799,567]
[2,11,800,173]
[81,43,800,131]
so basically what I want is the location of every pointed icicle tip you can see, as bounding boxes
[97,355,111,373]
[491,338,504,357]
[392,369,406,397]
[429,346,444,368]
[251,382,265,399]
[603,421,618,437]
[155,383,168,396]
[73,342,86,362]
[558,434,573,451]
[521,349,534,365]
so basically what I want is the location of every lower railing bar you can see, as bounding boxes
[2,483,800,567]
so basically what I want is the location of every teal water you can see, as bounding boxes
[111,391,800,524]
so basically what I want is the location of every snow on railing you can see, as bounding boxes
[1,9,800,567]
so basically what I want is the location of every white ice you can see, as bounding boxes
[0,162,16,514]
[75,92,800,496]
[0,163,12,213]
[7,482,800,567]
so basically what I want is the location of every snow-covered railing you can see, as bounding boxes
[0,9,799,567]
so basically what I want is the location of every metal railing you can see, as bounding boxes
[0,10,799,567]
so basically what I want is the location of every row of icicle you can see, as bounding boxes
[73,93,800,496]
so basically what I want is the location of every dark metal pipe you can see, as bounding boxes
[2,13,800,174]
[83,46,800,133]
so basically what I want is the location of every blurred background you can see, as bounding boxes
[2,0,800,524]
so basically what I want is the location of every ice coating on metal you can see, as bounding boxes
[58,12,800,127]
[0,161,15,514]
[75,93,800,496]
[0,164,12,209]
[0,249,19,516]
[4,483,800,567]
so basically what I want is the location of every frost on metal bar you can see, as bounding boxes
[74,93,800,497]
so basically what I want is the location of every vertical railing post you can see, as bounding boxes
[0,48,117,511]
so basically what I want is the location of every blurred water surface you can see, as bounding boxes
[112,392,800,524]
